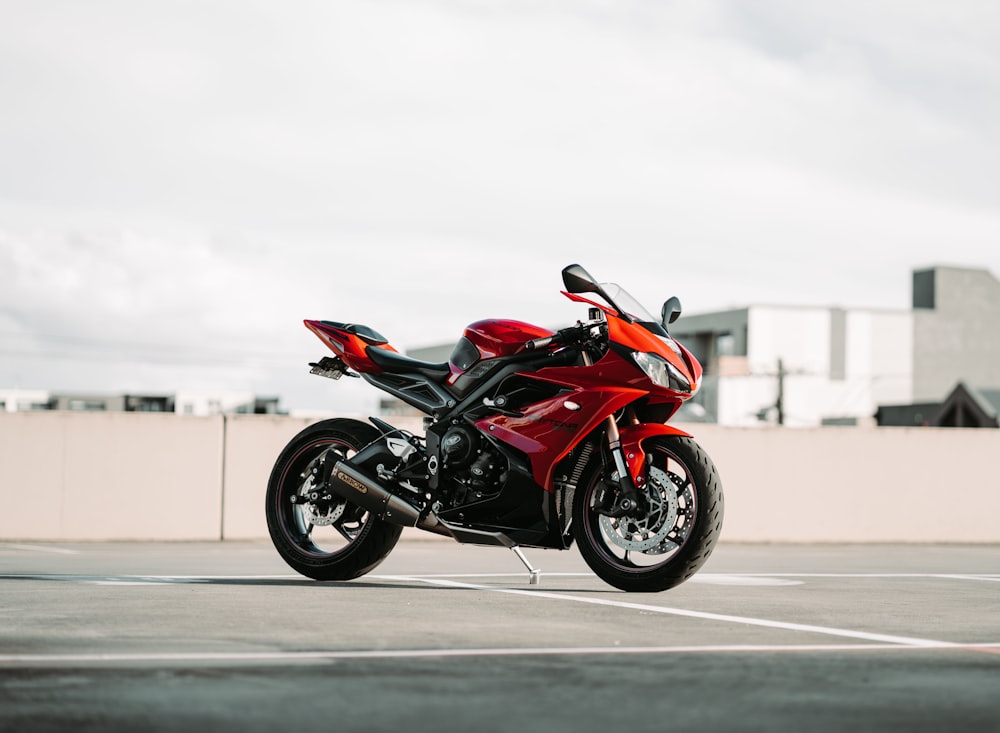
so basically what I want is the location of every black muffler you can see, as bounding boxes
[325,461,423,527]
[326,460,518,546]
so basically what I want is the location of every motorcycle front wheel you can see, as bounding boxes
[572,434,724,592]
[265,418,403,581]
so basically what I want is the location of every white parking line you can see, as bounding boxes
[380,575,955,648]
[734,573,1000,581]
[0,574,303,584]
[3,642,1000,666]
[0,544,80,555]
[2,571,998,666]
[935,574,1000,583]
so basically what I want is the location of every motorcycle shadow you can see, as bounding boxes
[0,574,426,591]
[0,574,622,593]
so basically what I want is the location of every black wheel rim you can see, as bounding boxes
[276,437,372,558]
[583,443,698,572]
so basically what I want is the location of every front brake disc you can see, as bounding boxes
[599,466,679,552]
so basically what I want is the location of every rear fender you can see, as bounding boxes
[618,422,692,489]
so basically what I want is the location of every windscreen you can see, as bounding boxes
[600,282,670,336]
[600,283,657,322]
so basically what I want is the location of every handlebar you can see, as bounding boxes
[523,321,606,352]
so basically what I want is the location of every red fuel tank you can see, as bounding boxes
[450,319,554,372]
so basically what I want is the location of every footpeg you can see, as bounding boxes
[511,546,541,585]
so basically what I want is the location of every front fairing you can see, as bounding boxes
[562,291,702,394]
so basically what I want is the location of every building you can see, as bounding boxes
[173,391,283,416]
[912,266,1000,400]
[670,305,913,426]
[876,382,1000,428]
[0,389,283,416]
[47,393,175,412]
[670,265,1000,427]
[0,389,52,413]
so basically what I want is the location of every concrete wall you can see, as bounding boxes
[0,412,224,541]
[221,414,317,540]
[692,425,1000,543]
[2,413,998,543]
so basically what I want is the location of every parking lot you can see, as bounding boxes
[1,537,998,732]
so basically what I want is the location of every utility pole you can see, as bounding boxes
[776,358,785,426]
[754,357,793,425]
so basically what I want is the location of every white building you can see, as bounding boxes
[671,265,1000,427]
[0,389,52,413]
[671,305,913,427]
[173,391,281,416]
[0,389,282,416]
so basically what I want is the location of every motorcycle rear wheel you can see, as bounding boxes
[572,434,724,592]
[265,418,403,581]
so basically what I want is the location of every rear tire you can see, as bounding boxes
[572,435,723,592]
[265,418,403,581]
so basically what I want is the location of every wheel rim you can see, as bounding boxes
[584,444,697,571]
[276,438,372,558]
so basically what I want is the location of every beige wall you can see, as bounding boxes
[689,425,1000,543]
[1,413,998,543]
[221,414,317,540]
[0,412,224,541]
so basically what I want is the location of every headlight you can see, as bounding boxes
[632,351,692,392]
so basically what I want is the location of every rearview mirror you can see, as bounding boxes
[561,264,600,294]
[661,296,682,325]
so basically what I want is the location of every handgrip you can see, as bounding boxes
[524,335,555,351]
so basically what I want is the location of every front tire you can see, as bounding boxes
[572,435,724,592]
[265,418,403,581]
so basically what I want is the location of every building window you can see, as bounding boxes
[68,399,106,411]
[913,269,936,309]
[716,333,736,357]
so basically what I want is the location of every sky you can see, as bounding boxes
[2,0,999,414]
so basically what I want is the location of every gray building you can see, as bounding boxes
[912,266,1000,401]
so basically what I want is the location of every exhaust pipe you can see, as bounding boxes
[326,461,422,527]
[326,460,519,548]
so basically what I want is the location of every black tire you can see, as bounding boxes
[265,418,403,581]
[572,435,724,592]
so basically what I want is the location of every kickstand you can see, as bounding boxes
[511,546,541,585]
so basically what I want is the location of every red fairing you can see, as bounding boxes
[303,320,397,374]
[476,385,643,490]
[462,320,553,360]
[562,291,701,390]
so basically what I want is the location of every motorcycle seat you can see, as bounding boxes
[366,346,452,381]
[318,321,389,345]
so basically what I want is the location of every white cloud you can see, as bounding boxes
[1,0,998,409]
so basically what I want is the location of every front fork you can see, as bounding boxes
[578,350,645,519]
[601,412,647,518]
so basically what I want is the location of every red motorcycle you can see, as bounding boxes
[266,264,723,592]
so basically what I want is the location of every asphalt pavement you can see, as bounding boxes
[1,537,998,732]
